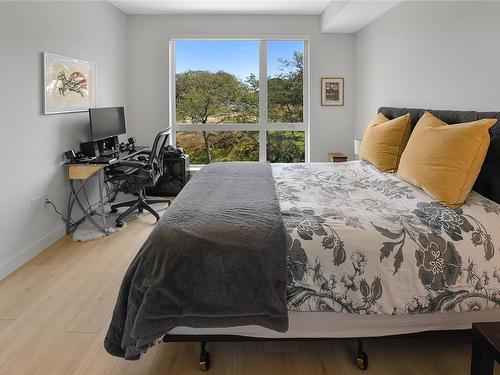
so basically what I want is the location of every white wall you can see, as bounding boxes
[0,1,127,278]
[126,15,356,162]
[355,1,500,138]
[3,1,498,278]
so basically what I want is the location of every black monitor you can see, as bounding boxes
[89,107,126,142]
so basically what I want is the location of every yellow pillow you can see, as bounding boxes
[359,113,411,172]
[397,112,496,208]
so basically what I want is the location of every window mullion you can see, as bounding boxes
[303,39,310,162]
[258,40,267,162]
[266,123,306,131]
[170,40,176,146]
[175,124,258,131]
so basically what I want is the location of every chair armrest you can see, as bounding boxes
[114,160,147,168]
[106,166,138,176]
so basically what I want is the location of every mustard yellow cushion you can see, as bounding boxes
[397,112,496,208]
[359,113,411,172]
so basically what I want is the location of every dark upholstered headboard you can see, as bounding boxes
[378,107,500,204]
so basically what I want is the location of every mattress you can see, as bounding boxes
[169,309,500,338]
[275,161,500,315]
[168,161,500,339]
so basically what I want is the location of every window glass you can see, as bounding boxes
[176,131,259,164]
[176,40,259,125]
[267,131,305,163]
[173,39,306,163]
[267,41,304,123]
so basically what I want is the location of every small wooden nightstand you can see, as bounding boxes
[328,152,348,163]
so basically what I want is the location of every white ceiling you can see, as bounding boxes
[109,0,401,33]
[110,0,332,15]
[322,1,400,33]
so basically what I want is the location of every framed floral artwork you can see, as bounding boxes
[321,77,344,106]
[43,52,96,114]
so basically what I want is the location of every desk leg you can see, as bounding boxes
[66,183,85,234]
[98,170,106,229]
[70,179,108,236]
[66,188,73,234]
[471,332,494,375]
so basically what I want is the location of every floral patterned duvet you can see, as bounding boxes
[272,161,500,315]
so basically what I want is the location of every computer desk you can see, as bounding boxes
[66,146,149,235]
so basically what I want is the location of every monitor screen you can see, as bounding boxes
[89,107,126,141]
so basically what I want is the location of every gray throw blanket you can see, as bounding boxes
[104,162,288,359]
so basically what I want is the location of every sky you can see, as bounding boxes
[175,40,303,79]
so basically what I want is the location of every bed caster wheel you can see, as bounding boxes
[355,351,368,370]
[198,342,210,371]
[355,340,368,370]
[116,221,124,228]
[198,350,210,371]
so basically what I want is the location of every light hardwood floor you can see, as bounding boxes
[0,213,498,375]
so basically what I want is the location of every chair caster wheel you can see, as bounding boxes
[355,351,368,370]
[111,208,118,214]
[198,350,210,371]
[116,221,124,228]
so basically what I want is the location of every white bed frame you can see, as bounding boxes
[164,309,499,371]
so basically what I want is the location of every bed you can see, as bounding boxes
[105,108,500,370]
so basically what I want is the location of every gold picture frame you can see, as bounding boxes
[321,77,344,106]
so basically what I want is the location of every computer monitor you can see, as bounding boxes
[89,107,126,142]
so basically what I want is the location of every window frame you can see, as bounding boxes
[169,35,310,163]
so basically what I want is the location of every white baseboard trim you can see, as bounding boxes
[0,224,66,280]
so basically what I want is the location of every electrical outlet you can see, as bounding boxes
[31,195,45,213]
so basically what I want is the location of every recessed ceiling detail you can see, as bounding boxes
[110,0,332,15]
[321,0,400,33]
[109,0,402,33]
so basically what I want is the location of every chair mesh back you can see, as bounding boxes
[148,128,171,168]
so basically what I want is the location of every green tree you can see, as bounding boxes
[268,52,303,123]
[175,54,305,164]
[267,131,305,163]
[176,70,258,162]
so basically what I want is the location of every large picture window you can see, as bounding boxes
[171,38,308,164]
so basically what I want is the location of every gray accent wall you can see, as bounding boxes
[0,1,127,278]
[355,1,500,137]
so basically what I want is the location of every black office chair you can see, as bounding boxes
[107,128,171,227]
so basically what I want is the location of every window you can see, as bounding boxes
[171,38,308,164]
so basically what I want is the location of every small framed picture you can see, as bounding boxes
[321,77,344,106]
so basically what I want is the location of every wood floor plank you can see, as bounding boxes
[0,271,91,367]
[0,236,96,320]
[64,273,122,334]
[70,325,117,375]
[71,320,160,375]
[0,272,119,373]
[0,265,57,319]
[0,213,496,375]
[33,332,98,375]
[0,320,14,336]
